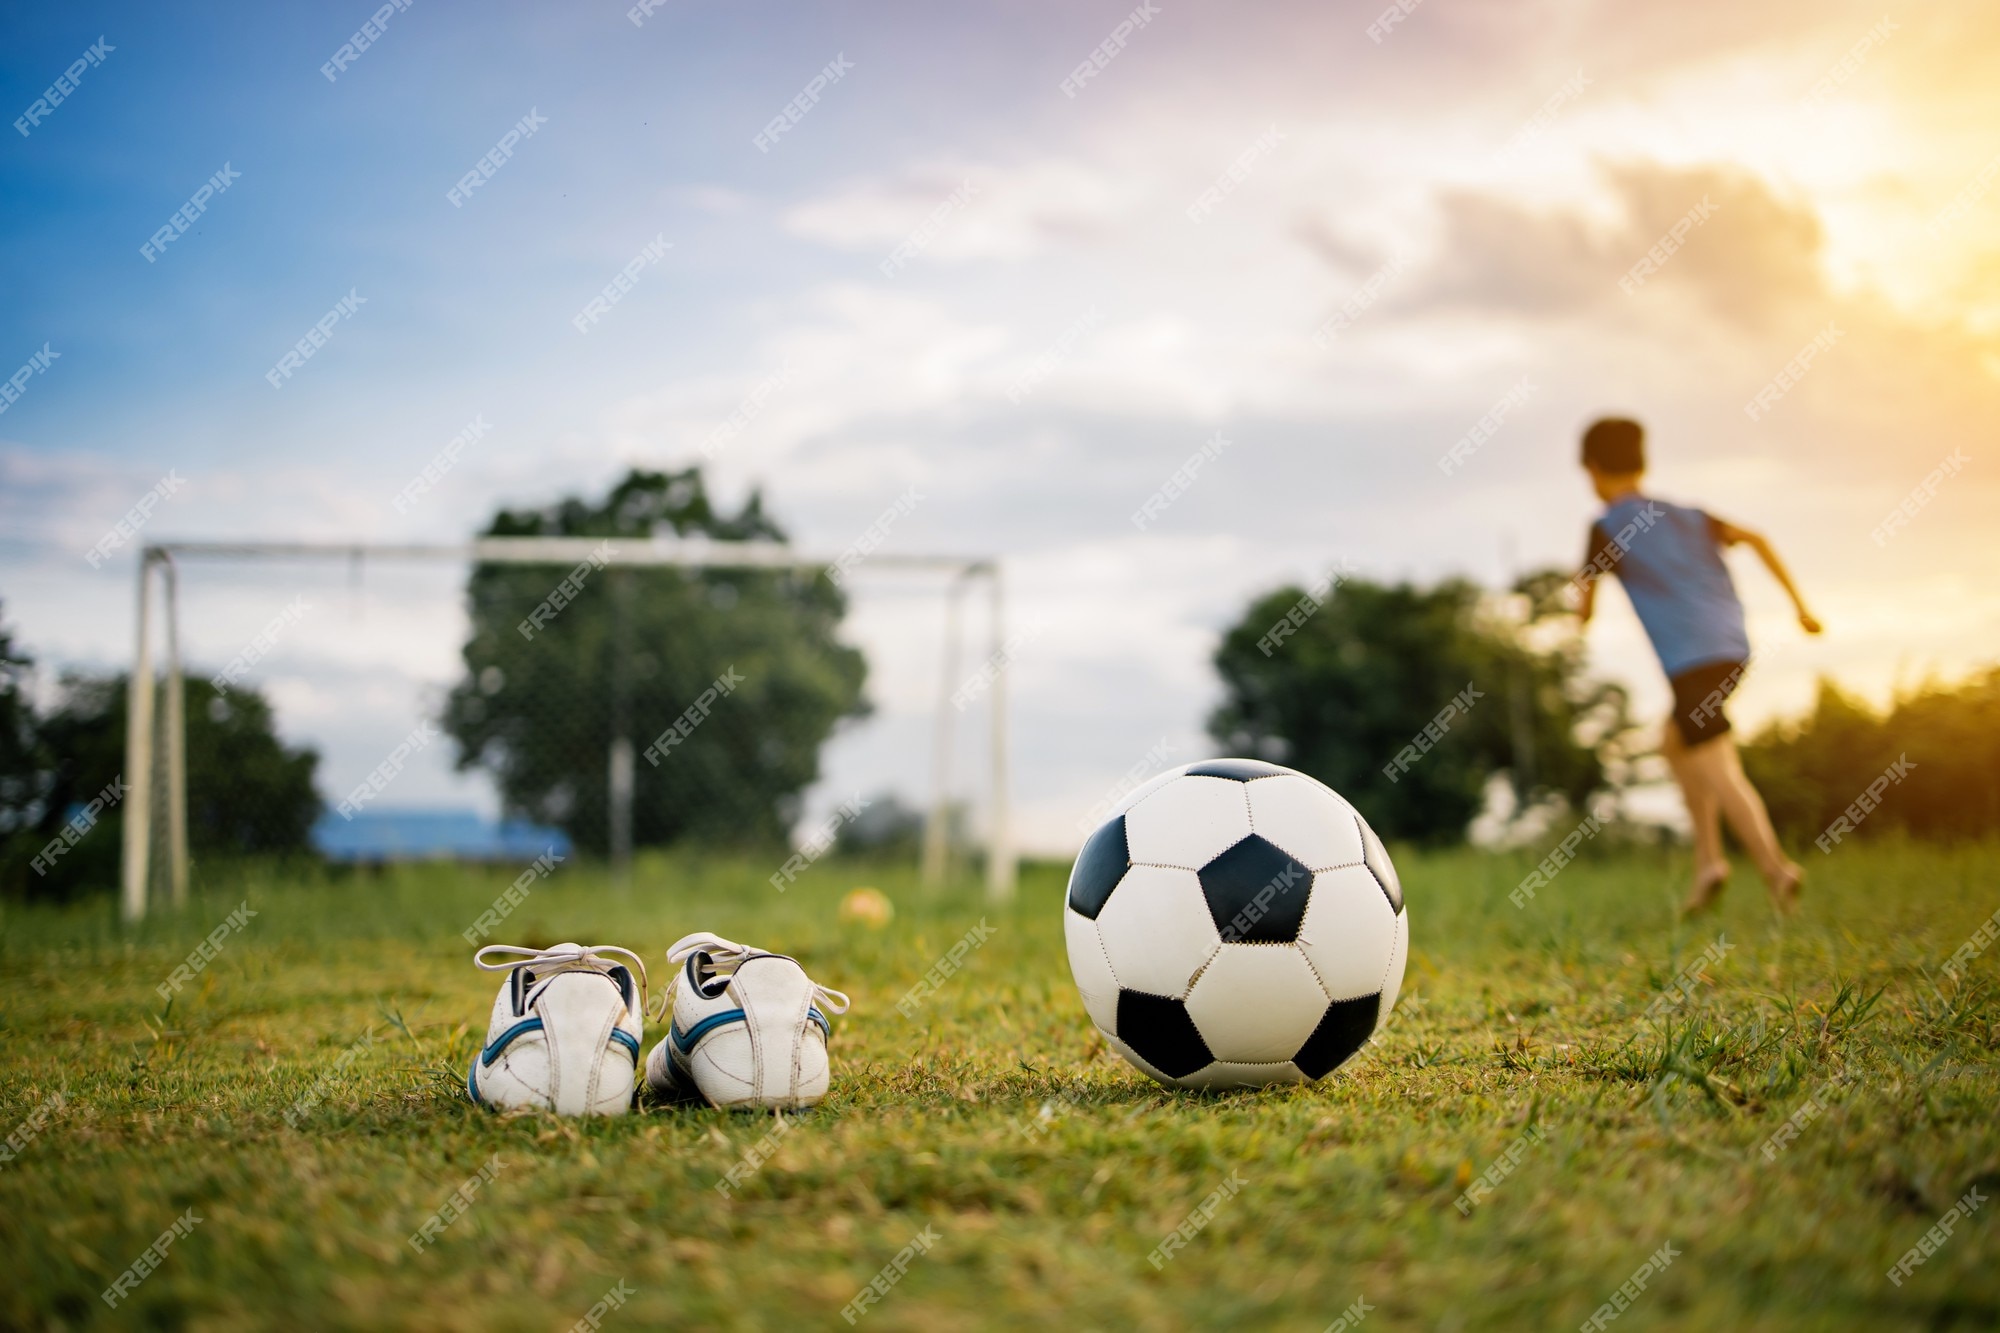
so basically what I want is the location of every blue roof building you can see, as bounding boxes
[310,808,572,864]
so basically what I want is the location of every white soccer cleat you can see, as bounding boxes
[467,943,647,1116]
[643,932,849,1110]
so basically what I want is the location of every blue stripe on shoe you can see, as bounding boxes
[668,1007,830,1056]
[486,1018,639,1067]
[481,1017,545,1066]
[672,1007,748,1053]
[467,1059,482,1105]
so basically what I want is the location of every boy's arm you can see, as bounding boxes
[1709,516,1822,634]
[1573,522,1613,624]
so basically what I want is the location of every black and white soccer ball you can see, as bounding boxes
[1064,758,1408,1090]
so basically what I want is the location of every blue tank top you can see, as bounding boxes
[1586,494,1749,677]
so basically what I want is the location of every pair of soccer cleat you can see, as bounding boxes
[465,932,849,1116]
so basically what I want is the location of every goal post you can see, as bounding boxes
[120,537,1014,921]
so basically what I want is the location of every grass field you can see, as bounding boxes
[2,838,1997,1331]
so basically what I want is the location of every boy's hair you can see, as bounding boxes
[1581,417,1645,473]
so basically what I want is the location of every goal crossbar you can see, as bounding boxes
[148,537,994,573]
[121,537,1014,920]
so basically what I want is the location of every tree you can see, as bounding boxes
[1743,668,2000,844]
[0,671,321,901]
[442,468,868,851]
[0,605,49,844]
[1208,571,1629,843]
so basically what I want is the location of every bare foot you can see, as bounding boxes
[1768,861,1804,915]
[1680,864,1730,917]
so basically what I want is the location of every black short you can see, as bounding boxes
[1669,659,1747,748]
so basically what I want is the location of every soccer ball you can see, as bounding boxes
[1064,758,1408,1090]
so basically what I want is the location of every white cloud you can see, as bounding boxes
[784,157,1134,263]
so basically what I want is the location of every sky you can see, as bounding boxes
[3,0,1997,857]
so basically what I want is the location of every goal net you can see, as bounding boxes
[117,538,1012,920]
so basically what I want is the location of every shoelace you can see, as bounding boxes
[474,943,649,1010]
[652,931,850,1024]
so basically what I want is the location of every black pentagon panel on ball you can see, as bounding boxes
[1293,993,1380,1079]
[1198,835,1313,943]
[1356,814,1403,913]
[1116,990,1213,1079]
[1067,814,1131,920]
[1183,758,1290,781]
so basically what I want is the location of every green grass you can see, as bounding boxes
[2,839,1997,1331]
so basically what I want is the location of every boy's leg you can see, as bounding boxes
[1661,719,1729,910]
[1681,733,1802,908]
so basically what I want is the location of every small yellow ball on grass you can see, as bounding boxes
[839,886,894,928]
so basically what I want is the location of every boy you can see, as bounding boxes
[1573,417,1820,914]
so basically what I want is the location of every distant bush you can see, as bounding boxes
[1209,571,1634,844]
[1742,667,2000,845]
[0,670,321,902]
